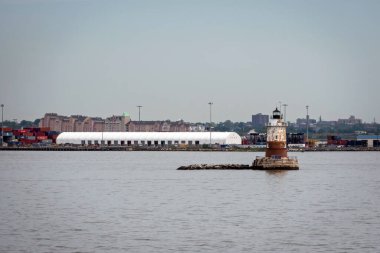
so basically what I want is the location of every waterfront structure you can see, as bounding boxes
[252,108,299,170]
[251,113,269,129]
[356,135,380,147]
[56,132,242,146]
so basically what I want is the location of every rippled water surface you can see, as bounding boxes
[1,151,380,252]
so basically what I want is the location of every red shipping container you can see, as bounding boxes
[35,132,46,137]
[20,139,37,144]
[23,132,33,136]
[37,136,48,140]
[40,127,50,132]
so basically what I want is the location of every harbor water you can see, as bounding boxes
[0,151,379,252]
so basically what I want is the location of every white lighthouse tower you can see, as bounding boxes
[265,108,288,158]
[252,107,299,170]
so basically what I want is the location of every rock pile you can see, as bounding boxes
[177,164,251,170]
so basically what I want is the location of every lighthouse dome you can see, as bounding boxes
[272,108,282,119]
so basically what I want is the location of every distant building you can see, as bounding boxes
[105,113,131,132]
[127,120,191,132]
[251,113,269,129]
[39,113,193,133]
[296,118,317,125]
[189,124,206,132]
[316,120,337,127]
[82,117,104,132]
[39,113,68,132]
[338,116,362,125]
[40,114,106,132]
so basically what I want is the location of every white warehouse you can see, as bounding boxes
[56,132,242,146]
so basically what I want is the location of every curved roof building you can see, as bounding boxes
[56,132,241,145]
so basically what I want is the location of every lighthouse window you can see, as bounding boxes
[275,135,278,140]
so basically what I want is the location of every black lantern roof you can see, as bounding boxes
[273,107,282,119]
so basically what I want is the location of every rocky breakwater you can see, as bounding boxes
[177,164,251,170]
[177,160,299,170]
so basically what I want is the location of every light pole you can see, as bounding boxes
[1,104,4,146]
[283,104,288,123]
[306,105,309,145]
[101,119,104,145]
[137,105,142,132]
[208,102,213,145]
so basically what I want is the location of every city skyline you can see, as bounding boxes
[2,110,374,126]
[1,0,379,123]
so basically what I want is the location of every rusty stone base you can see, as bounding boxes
[252,157,299,170]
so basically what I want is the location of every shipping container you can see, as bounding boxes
[12,130,21,136]
[37,136,48,140]
[47,131,60,136]
[20,139,37,145]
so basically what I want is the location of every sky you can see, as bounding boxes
[0,0,379,123]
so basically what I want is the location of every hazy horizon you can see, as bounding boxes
[1,0,379,123]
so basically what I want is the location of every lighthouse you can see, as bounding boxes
[252,107,299,170]
[265,107,288,158]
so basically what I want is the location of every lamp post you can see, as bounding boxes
[208,102,213,145]
[137,105,142,132]
[306,105,309,145]
[1,104,4,146]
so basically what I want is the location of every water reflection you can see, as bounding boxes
[265,170,288,177]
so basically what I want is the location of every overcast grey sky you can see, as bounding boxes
[0,0,379,123]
